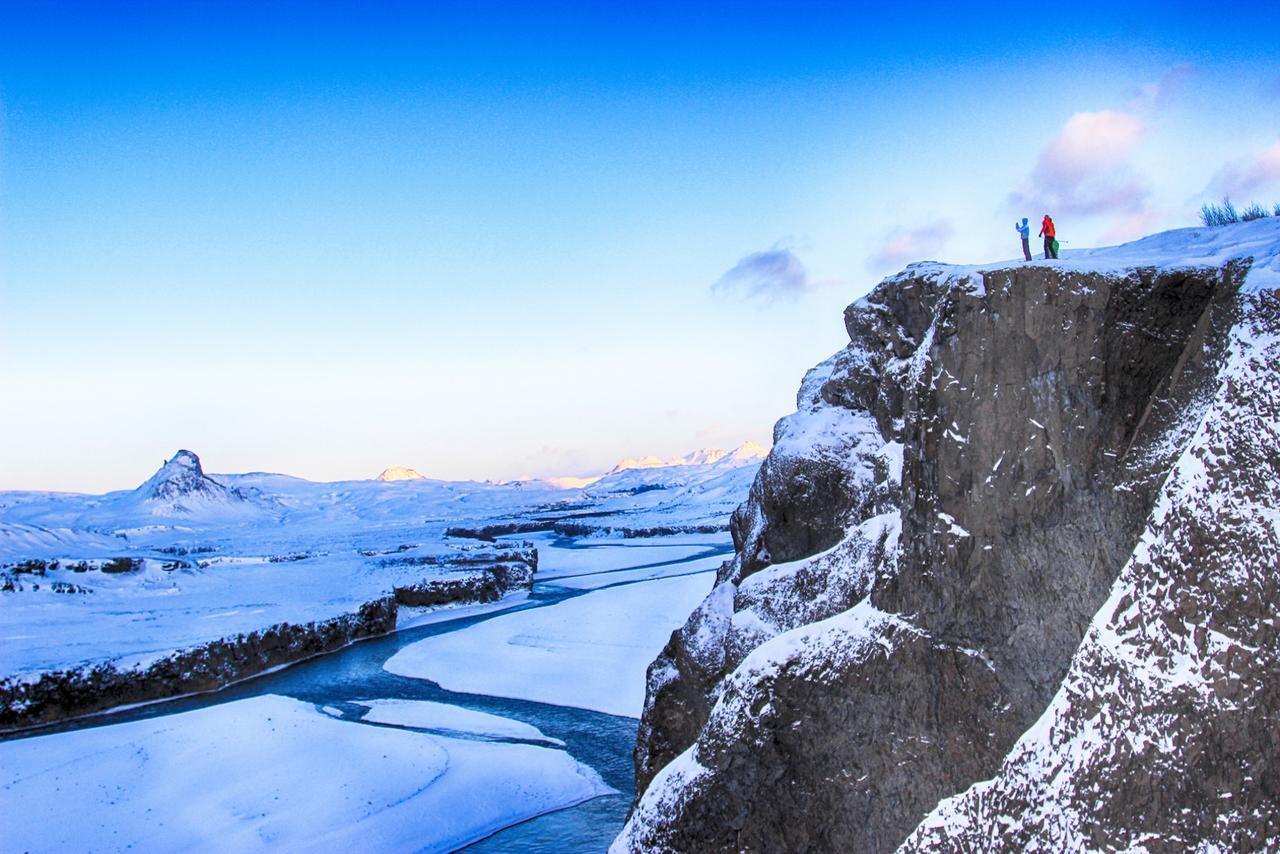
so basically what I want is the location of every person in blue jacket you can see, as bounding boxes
[1015,218,1032,261]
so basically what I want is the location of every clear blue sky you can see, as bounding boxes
[3,1,1278,491]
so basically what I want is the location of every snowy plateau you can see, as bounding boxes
[0,440,760,851]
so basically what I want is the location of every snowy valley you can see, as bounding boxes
[0,442,760,851]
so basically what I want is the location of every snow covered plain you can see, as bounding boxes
[0,694,611,853]
[0,443,754,851]
[386,560,720,717]
[0,444,760,686]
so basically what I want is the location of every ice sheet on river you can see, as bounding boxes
[0,694,611,853]
[350,697,565,745]
[385,571,716,717]
[524,531,731,591]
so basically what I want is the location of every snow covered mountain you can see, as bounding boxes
[589,442,766,495]
[606,442,765,475]
[616,219,1280,851]
[376,465,428,482]
[111,449,263,517]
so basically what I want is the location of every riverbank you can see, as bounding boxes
[0,534,728,852]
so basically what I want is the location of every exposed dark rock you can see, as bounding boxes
[100,557,141,574]
[395,572,502,606]
[902,285,1280,851]
[619,254,1273,852]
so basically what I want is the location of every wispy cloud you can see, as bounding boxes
[1206,141,1280,199]
[711,247,811,303]
[868,220,954,270]
[1128,63,1195,112]
[1009,110,1149,219]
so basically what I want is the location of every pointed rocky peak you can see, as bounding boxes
[377,465,428,482]
[137,450,236,503]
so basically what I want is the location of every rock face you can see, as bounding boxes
[616,222,1280,852]
[903,287,1280,851]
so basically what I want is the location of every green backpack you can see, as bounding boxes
[1051,238,1061,256]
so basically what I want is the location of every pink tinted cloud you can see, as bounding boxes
[1010,110,1150,217]
[869,220,955,270]
[1208,141,1280,199]
[1099,209,1168,245]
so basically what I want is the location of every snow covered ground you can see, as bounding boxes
[904,216,1280,297]
[0,694,612,853]
[3,554,421,678]
[0,445,760,686]
[386,568,718,717]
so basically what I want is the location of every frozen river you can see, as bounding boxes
[0,532,731,853]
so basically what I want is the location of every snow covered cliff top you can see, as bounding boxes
[883,218,1280,298]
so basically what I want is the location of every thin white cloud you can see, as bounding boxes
[1207,141,1280,199]
[868,220,955,270]
[711,248,810,303]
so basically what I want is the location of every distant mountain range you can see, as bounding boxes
[376,441,769,487]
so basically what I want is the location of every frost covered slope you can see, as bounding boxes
[616,219,1280,852]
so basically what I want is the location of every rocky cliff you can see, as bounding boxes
[615,220,1280,852]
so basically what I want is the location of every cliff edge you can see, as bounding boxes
[616,219,1280,852]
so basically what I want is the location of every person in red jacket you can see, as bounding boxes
[1039,214,1058,259]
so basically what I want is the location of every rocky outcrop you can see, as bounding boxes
[392,547,538,607]
[617,222,1280,852]
[0,598,397,730]
[136,450,250,508]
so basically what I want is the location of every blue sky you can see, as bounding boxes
[3,1,1279,491]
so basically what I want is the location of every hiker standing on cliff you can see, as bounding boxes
[1016,218,1032,261]
[1039,214,1058,259]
